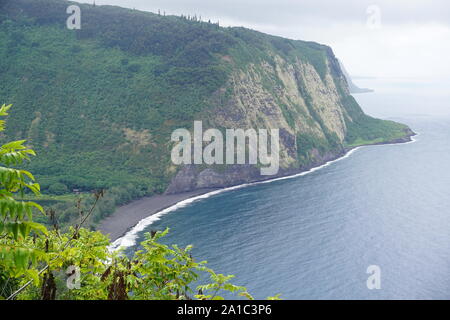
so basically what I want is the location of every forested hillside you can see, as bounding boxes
[0,0,413,225]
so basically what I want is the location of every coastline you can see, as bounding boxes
[98,189,217,242]
[98,132,417,249]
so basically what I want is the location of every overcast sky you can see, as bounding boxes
[76,0,450,79]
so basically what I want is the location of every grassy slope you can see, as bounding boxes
[0,0,412,226]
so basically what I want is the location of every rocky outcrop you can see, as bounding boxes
[165,131,414,194]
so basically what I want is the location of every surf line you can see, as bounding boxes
[110,134,418,251]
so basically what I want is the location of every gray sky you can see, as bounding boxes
[76,0,450,79]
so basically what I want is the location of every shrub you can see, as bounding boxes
[48,182,69,195]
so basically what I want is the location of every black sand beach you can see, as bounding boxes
[97,188,216,241]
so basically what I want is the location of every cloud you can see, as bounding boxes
[81,0,450,26]
[76,0,450,78]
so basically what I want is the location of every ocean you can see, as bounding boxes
[124,77,450,299]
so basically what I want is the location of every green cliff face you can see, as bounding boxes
[166,30,414,192]
[210,36,413,164]
[0,0,413,197]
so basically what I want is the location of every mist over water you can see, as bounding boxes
[127,78,450,299]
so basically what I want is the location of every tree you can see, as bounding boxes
[48,182,68,195]
[0,104,46,277]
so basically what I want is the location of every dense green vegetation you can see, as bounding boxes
[0,105,279,300]
[341,95,411,147]
[0,0,412,227]
[0,0,238,225]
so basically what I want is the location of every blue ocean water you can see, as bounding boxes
[128,78,450,299]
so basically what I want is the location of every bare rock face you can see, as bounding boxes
[165,165,262,194]
[165,150,351,195]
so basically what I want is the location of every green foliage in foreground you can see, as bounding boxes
[0,106,279,300]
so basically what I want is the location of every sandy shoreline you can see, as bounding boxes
[97,188,217,241]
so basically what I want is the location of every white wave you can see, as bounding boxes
[403,132,420,144]
[110,135,418,251]
[109,184,250,251]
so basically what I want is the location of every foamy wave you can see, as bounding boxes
[109,184,250,251]
[110,135,418,251]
